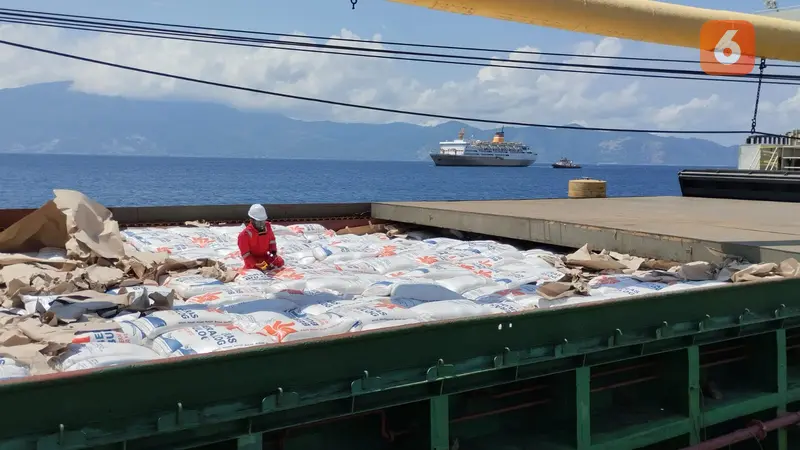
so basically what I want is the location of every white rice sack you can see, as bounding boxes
[455,254,522,268]
[72,330,134,344]
[169,248,221,261]
[52,343,160,372]
[0,357,30,380]
[362,279,464,302]
[162,274,225,298]
[122,309,234,341]
[208,224,245,239]
[487,267,565,289]
[402,263,474,280]
[359,318,428,332]
[377,240,430,255]
[272,288,352,307]
[267,267,343,291]
[218,298,299,315]
[436,275,492,294]
[286,223,331,234]
[233,269,276,286]
[297,256,318,265]
[439,249,483,261]
[332,255,419,275]
[110,285,176,298]
[323,251,383,263]
[328,299,421,326]
[121,228,191,253]
[312,244,380,262]
[300,297,379,315]
[450,240,520,255]
[214,249,246,270]
[477,285,542,309]
[411,299,494,321]
[185,286,275,306]
[521,248,559,260]
[658,280,729,292]
[421,237,464,251]
[474,297,532,314]
[166,227,233,249]
[587,275,670,299]
[462,282,513,300]
[362,279,436,297]
[19,294,60,315]
[150,324,272,357]
[271,224,299,236]
[303,275,379,296]
[233,310,359,343]
[277,242,316,261]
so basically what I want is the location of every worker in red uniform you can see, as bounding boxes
[237,204,285,271]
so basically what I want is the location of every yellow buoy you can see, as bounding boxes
[568,178,607,199]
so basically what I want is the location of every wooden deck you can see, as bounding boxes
[371,196,800,264]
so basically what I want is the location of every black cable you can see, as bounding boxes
[4,6,798,69]
[4,9,800,82]
[7,16,800,87]
[5,15,800,90]
[0,37,782,137]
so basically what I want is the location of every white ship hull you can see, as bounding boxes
[431,154,536,167]
[432,128,537,167]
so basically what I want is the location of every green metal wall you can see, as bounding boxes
[2,279,800,450]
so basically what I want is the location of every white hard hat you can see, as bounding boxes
[247,204,268,221]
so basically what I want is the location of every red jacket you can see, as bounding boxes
[237,222,280,270]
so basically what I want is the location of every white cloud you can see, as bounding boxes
[0,22,798,143]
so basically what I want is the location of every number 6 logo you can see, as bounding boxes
[700,20,755,76]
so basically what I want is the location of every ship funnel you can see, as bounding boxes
[492,130,505,143]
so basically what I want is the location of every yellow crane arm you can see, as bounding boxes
[387,0,800,62]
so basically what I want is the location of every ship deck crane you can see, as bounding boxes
[382,0,800,63]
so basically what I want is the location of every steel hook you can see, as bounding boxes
[351,0,358,9]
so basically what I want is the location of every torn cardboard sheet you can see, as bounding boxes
[36,290,145,324]
[17,317,121,345]
[52,189,126,261]
[0,343,56,375]
[0,252,79,270]
[564,245,630,272]
[0,190,126,263]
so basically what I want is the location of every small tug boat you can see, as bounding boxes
[552,157,581,169]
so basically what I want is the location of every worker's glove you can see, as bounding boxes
[256,261,270,271]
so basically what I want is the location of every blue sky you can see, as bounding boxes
[0,0,798,145]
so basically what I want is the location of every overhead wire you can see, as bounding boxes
[1,6,799,68]
[0,37,783,138]
[6,15,800,87]
[2,8,800,87]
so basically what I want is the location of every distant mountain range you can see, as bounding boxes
[0,82,739,165]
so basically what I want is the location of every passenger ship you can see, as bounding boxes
[430,128,538,167]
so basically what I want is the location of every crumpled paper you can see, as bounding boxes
[536,244,800,300]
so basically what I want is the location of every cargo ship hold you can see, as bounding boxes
[3,1,800,449]
[430,128,537,167]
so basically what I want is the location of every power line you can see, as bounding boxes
[4,6,799,69]
[4,14,800,88]
[6,16,800,87]
[2,9,793,80]
[0,37,779,137]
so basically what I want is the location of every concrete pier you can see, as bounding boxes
[371,196,800,264]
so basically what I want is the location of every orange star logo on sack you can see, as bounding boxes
[192,292,221,303]
[191,236,214,248]
[378,245,397,257]
[262,320,297,342]
[700,20,755,76]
